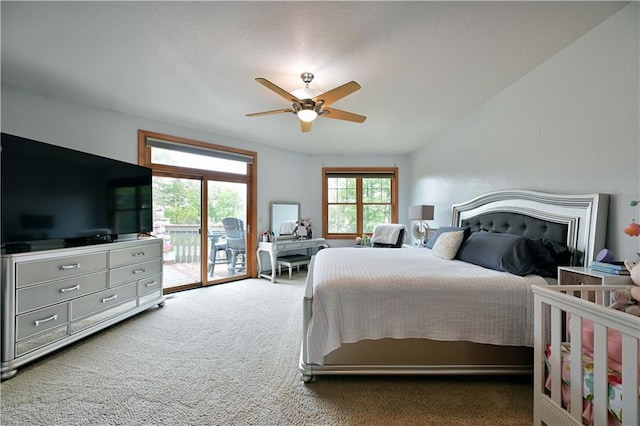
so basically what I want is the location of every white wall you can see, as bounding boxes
[0,86,318,240]
[1,86,412,249]
[409,3,640,260]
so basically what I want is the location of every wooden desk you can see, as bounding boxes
[257,238,326,283]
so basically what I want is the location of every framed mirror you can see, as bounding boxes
[270,202,299,240]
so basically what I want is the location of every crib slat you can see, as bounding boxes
[593,322,608,426]
[594,289,604,305]
[569,313,583,422]
[551,305,562,407]
[533,296,546,425]
[622,333,639,426]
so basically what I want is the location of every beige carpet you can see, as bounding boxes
[0,271,533,425]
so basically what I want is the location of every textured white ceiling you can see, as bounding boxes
[1,1,628,155]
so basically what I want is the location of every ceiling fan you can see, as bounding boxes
[246,72,366,133]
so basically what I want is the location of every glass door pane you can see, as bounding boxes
[206,180,247,282]
[152,176,202,290]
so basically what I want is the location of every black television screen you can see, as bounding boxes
[1,133,152,251]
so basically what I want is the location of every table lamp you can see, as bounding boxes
[409,205,435,245]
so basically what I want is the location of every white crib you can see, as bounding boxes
[533,284,640,426]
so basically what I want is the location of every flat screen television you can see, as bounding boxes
[1,133,152,252]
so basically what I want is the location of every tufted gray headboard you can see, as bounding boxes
[460,212,568,245]
[450,190,609,266]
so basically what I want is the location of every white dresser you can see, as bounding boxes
[257,238,326,282]
[1,238,164,380]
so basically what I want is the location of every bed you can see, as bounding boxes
[299,189,609,381]
[533,284,640,426]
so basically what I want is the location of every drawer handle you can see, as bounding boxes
[132,251,145,257]
[35,314,58,326]
[60,284,80,293]
[145,281,158,287]
[132,268,146,274]
[60,263,80,271]
[102,295,118,303]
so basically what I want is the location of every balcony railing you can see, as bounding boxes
[163,225,227,264]
[165,225,201,263]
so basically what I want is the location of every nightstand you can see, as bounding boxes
[558,266,633,286]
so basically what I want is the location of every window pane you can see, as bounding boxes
[151,146,247,175]
[207,182,247,225]
[328,205,356,233]
[363,205,391,233]
[328,177,357,203]
[152,177,202,225]
[362,178,391,203]
[151,176,202,289]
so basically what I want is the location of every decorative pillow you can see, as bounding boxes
[425,226,470,249]
[456,231,558,276]
[431,230,464,260]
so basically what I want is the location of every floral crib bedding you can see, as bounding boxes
[544,342,637,425]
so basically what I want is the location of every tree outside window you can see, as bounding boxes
[152,177,243,225]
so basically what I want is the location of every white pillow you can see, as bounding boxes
[431,230,464,260]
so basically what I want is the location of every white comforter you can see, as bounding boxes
[306,247,549,365]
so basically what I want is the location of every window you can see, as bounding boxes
[322,167,398,239]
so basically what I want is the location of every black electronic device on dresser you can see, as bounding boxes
[1,133,153,253]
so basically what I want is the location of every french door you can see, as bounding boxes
[138,130,257,293]
[152,175,203,290]
[206,180,247,281]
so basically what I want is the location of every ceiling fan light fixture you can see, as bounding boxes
[297,109,318,122]
[247,73,366,132]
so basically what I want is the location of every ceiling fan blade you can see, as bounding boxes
[315,81,361,106]
[255,78,301,103]
[323,107,367,123]
[300,120,312,133]
[246,108,293,117]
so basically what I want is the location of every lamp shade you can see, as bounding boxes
[408,205,434,221]
[297,109,318,122]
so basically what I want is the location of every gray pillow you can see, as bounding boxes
[455,231,559,277]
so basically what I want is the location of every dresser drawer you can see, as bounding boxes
[17,271,108,314]
[69,299,138,333]
[70,282,137,320]
[16,325,68,357]
[277,241,304,250]
[17,303,69,341]
[276,240,319,250]
[110,260,162,286]
[138,274,162,296]
[110,242,162,268]
[16,252,108,288]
